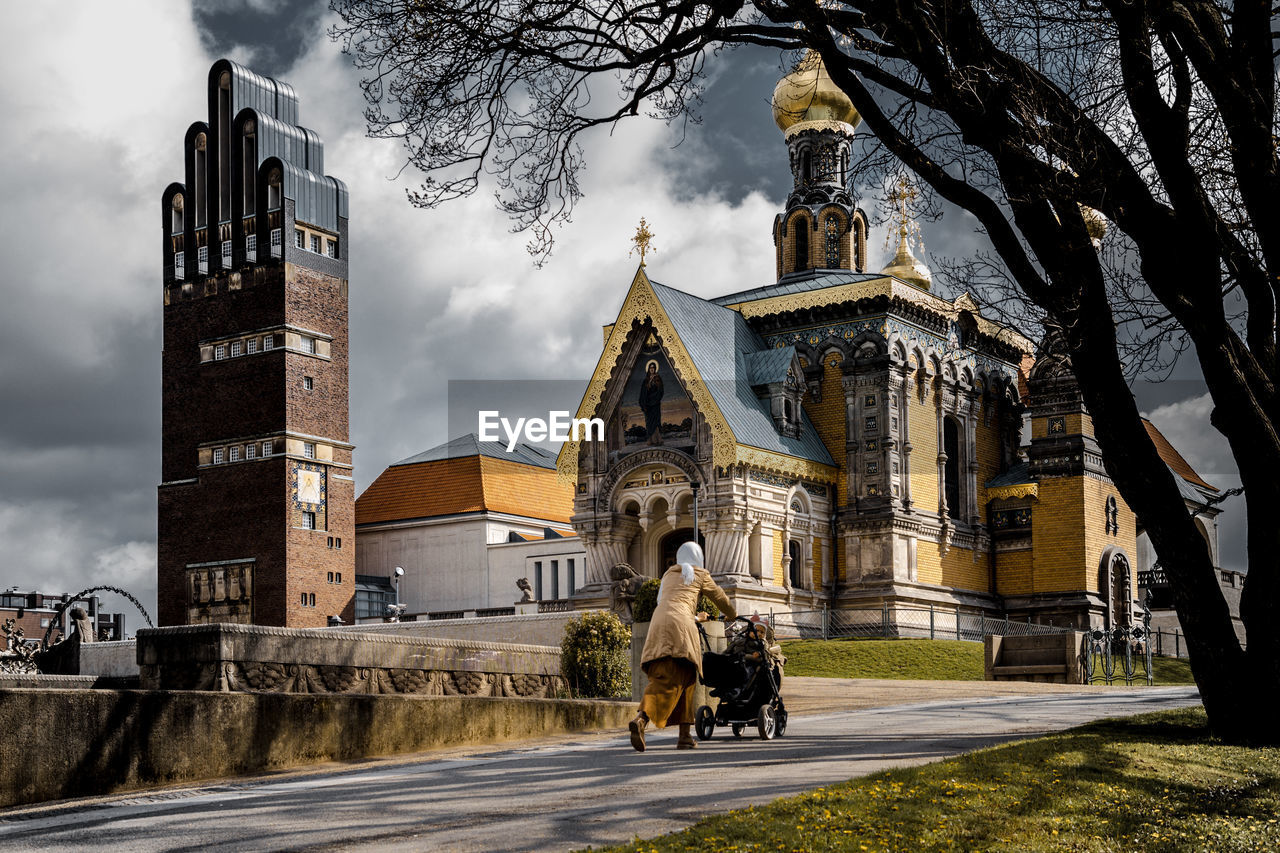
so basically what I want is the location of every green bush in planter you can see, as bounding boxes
[560,610,632,698]
[630,577,722,624]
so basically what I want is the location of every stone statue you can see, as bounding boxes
[516,577,534,602]
[70,607,96,643]
[609,563,644,624]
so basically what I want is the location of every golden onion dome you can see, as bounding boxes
[772,50,861,133]
[880,236,932,291]
[1079,204,1108,247]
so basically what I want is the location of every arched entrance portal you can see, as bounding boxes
[659,528,706,573]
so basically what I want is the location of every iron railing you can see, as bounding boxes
[767,605,1075,643]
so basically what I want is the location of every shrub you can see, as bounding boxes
[632,579,661,623]
[631,577,722,624]
[560,610,632,698]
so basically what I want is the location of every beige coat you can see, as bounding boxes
[640,565,736,676]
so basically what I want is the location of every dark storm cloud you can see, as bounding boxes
[192,0,327,78]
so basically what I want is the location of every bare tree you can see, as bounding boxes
[331,0,1280,742]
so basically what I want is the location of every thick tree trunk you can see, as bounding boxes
[1070,303,1280,737]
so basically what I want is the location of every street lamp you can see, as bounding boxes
[691,481,700,544]
[393,566,404,607]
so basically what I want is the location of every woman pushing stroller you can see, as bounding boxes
[629,541,735,751]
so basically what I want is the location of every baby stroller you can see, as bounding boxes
[694,616,788,740]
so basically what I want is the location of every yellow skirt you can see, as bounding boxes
[640,656,697,728]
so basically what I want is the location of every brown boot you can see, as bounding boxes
[629,712,648,752]
[677,723,697,749]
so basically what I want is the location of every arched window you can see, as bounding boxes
[218,72,232,223]
[242,120,256,216]
[194,133,207,228]
[801,149,811,183]
[825,214,840,268]
[784,399,793,421]
[171,194,184,235]
[944,417,961,520]
[788,540,803,588]
[267,167,282,211]
[795,224,809,271]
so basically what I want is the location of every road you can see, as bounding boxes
[0,687,1200,852]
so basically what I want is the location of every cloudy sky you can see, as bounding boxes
[0,1,1243,624]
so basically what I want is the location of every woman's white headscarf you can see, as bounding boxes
[675,541,703,586]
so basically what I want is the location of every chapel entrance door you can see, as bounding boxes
[659,528,706,574]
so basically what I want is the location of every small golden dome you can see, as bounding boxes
[881,236,932,290]
[772,50,861,132]
[1080,204,1108,247]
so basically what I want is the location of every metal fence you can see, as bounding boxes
[768,605,1075,643]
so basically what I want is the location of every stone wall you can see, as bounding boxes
[78,640,139,678]
[0,689,631,808]
[349,611,585,648]
[136,623,565,697]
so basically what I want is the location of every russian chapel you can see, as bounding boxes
[559,52,1184,631]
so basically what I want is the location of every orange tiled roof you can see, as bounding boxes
[1142,418,1217,491]
[356,454,573,526]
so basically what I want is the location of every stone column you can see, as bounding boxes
[705,514,751,576]
[581,515,641,584]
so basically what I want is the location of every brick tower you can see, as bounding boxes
[158,59,355,628]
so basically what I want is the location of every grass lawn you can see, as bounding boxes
[782,638,1197,684]
[590,708,1280,852]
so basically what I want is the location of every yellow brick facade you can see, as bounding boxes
[812,536,823,587]
[771,528,785,586]
[907,392,940,516]
[995,548,1033,596]
[805,352,848,580]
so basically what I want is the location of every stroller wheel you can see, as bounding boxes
[776,706,788,737]
[757,703,776,740]
[731,724,744,738]
[695,705,716,741]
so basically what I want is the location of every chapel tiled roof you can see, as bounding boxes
[1142,418,1217,492]
[709,270,884,306]
[648,281,836,467]
[356,436,573,526]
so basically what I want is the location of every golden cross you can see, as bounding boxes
[886,176,919,239]
[630,218,656,266]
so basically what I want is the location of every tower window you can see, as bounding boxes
[221,240,232,266]
[263,335,274,351]
[295,229,305,249]
[229,445,240,462]
[302,511,316,529]
[246,338,257,354]
[270,228,282,256]
[198,245,209,275]
[303,442,316,459]
[801,150,811,183]
[245,444,256,459]
[303,376,314,390]
[215,344,226,360]
[310,234,321,254]
[246,233,257,262]
[301,336,317,354]
[174,252,185,280]
[262,440,273,457]
[230,340,242,357]
[795,225,809,271]
[325,239,338,259]
[212,447,225,465]
[825,214,840,268]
